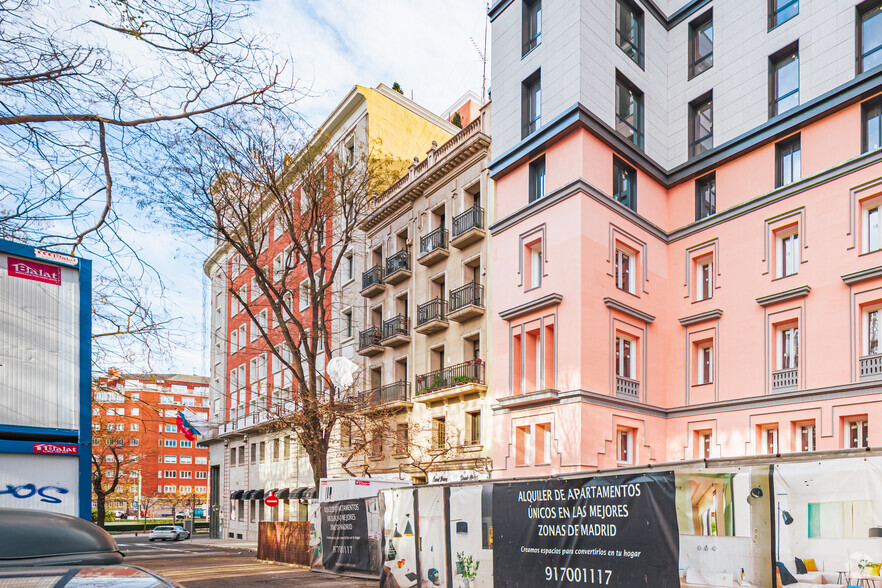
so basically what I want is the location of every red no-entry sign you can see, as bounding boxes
[264,494,279,507]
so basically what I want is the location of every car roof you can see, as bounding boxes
[152,526,174,531]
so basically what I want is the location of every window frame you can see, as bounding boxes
[858,0,882,74]
[615,247,635,294]
[521,70,541,139]
[695,257,713,301]
[612,156,637,211]
[775,134,801,188]
[616,427,634,464]
[688,10,713,79]
[615,0,644,68]
[769,42,800,119]
[522,0,541,56]
[615,74,644,149]
[694,172,716,220]
[798,422,816,452]
[768,0,798,30]
[862,96,882,154]
[778,228,800,278]
[697,343,713,385]
[847,418,870,448]
[615,335,636,379]
[528,156,546,203]
[689,92,713,158]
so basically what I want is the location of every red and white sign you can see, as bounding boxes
[34,249,77,266]
[354,480,370,486]
[264,493,279,507]
[8,258,61,285]
[32,443,78,455]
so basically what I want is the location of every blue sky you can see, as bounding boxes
[142,0,491,376]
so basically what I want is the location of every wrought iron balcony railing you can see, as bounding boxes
[385,247,410,276]
[358,380,410,406]
[382,314,410,339]
[416,359,485,396]
[452,205,484,238]
[358,326,382,350]
[449,282,484,312]
[417,298,447,325]
[361,264,383,290]
[419,227,448,256]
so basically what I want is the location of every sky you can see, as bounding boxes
[142,0,491,376]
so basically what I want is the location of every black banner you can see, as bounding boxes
[492,472,679,587]
[320,498,371,573]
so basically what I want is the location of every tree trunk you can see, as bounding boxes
[95,493,106,528]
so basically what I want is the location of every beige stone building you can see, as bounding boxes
[354,97,493,483]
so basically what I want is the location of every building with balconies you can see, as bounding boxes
[201,84,457,541]
[354,94,493,483]
[489,0,882,477]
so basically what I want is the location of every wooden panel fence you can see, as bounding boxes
[257,521,310,566]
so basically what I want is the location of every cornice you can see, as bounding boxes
[603,297,656,323]
[678,309,723,326]
[755,285,811,307]
[499,293,563,321]
[842,265,882,286]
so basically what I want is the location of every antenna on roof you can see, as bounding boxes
[470,2,490,104]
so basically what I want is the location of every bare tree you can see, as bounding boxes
[138,490,162,530]
[152,113,400,488]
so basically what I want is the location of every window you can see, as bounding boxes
[299,280,310,311]
[180,471,192,479]
[769,0,798,29]
[432,417,446,449]
[617,428,633,464]
[250,443,257,464]
[770,44,799,118]
[615,336,635,379]
[699,431,712,458]
[863,97,882,153]
[799,423,816,451]
[523,0,541,55]
[695,258,713,301]
[273,438,280,460]
[195,471,207,479]
[615,76,643,148]
[694,173,716,221]
[689,11,713,78]
[776,135,801,187]
[528,156,546,203]
[689,93,713,157]
[130,439,139,446]
[250,277,259,302]
[866,308,880,356]
[864,202,881,252]
[859,0,882,74]
[615,248,634,293]
[395,423,408,454]
[180,456,192,464]
[515,425,532,466]
[777,228,799,277]
[343,309,353,339]
[164,485,177,493]
[130,423,139,431]
[778,326,799,370]
[535,423,551,464]
[847,419,869,448]
[522,70,541,138]
[165,424,176,433]
[344,252,354,282]
[259,441,266,462]
[195,456,207,465]
[180,440,192,448]
[615,0,643,67]
[612,157,636,211]
[164,456,177,464]
[697,343,713,385]
[466,411,482,446]
[763,426,779,454]
[164,440,177,447]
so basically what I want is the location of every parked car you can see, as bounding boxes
[0,508,178,587]
[148,525,190,542]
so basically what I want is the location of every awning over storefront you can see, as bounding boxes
[269,488,279,497]
[230,490,244,500]
[292,487,307,499]
[277,488,291,499]
[301,487,316,499]
[243,490,255,500]
[253,489,265,500]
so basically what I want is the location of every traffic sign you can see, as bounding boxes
[264,493,279,507]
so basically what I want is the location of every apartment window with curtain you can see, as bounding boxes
[778,228,799,277]
[695,257,712,301]
[615,0,643,67]
[770,44,799,118]
[522,70,541,138]
[612,157,636,211]
[799,422,816,451]
[522,0,541,55]
[778,326,799,370]
[769,0,798,29]
[615,248,634,293]
[688,11,713,79]
[776,135,801,187]
[528,156,546,203]
[763,426,779,454]
[697,343,713,385]
[689,93,713,157]
[700,432,712,458]
[526,239,543,290]
[617,428,634,464]
[862,96,882,153]
[615,75,643,148]
[847,419,869,448]
[695,173,716,220]
[865,308,880,358]
[864,203,881,252]
[615,336,635,380]
[859,0,882,74]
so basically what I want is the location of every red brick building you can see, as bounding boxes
[93,373,210,515]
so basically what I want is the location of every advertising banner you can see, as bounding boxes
[492,472,679,587]
[319,497,377,575]
[380,488,418,588]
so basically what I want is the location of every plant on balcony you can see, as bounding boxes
[453,376,475,386]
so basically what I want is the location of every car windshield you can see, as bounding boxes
[153,526,173,531]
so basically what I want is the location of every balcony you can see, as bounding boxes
[415,298,448,335]
[448,282,485,322]
[356,326,384,357]
[772,368,798,392]
[861,354,882,381]
[415,359,486,402]
[418,227,449,266]
[616,376,639,399]
[450,205,485,249]
[384,248,411,285]
[360,265,385,297]
[356,381,412,412]
[381,314,411,348]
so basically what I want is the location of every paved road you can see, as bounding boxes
[116,536,377,587]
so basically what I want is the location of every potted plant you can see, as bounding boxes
[456,552,479,587]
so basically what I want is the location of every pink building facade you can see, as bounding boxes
[488,0,882,477]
